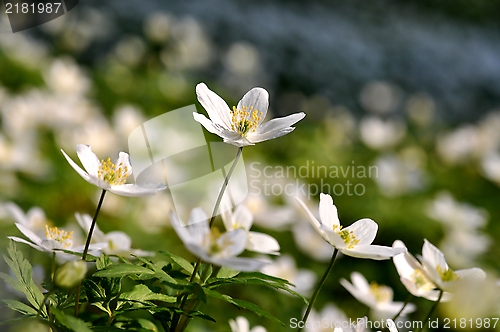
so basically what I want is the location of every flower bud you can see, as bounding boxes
[54,260,87,289]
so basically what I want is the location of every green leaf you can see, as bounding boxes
[216,266,240,279]
[51,307,93,332]
[93,264,155,278]
[200,264,213,283]
[204,289,283,325]
[2,299,39,315]
[0,241,46,317]
[117,284,176,311]
[96,254,112,270]
[159,251,194,275]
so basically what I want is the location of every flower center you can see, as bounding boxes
[369,282,392,303]
[334,225,360,249]
[45,225,73,249]
[97,158,129,185]
[231,106,262,137]
[411,269,435,291]
[437,266,459,282]
[206,227,233,256]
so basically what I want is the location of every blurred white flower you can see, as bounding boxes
[439,229,490,268]
[76,213,153,257]
[224,42,260,76]
[194,83,305,147]
[373,153,427,196]
[392,240,451,301]
[304,303,351,332]
[4,203,47,237]
[171,208,268,272]
[359,116,406,150]
[437,126,483,164]
[144,13,173,43]
[44,58,90,96]
[221,204,280,255]
[359,81,402,115]
[419,239,486,292]
[261,255,316,297]
[229,316,266,332]
[340,272,416,318]
[112,105,146,144]
[426,191,488,230]
[481,151,500,185]
[292,220,335,262]
[296,193,404,260]
[62,144,167,196]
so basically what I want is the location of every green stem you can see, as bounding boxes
[382,293,414,332]
[171,147,243,332]
[51,252,56,281]
[74,189,107,317]
[298,249,339,332]
[417,289,443,332]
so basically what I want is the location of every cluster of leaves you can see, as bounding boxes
[0,241,307,331]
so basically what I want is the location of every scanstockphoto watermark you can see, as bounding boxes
[289,317,422,331]
[249,160,378,198]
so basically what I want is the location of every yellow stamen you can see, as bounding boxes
[437,266,459,282]
[231,106,262,137]
[411,269,435,291]
[97,157,130,185]
[205,227,233,255]
[335,225,360,249]
[370,282,392,303]
[45,225,73,249]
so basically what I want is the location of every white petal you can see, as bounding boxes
[75,213,105,240]
[4,203,27,225]
[109,183,166,197]
[320,226,346,248]
[247,231,280,255]
[319,193,341,230]
[8,236,44,252]
[455,267,486,281]
[105,231,132,251]
[14,223,43,246]
[61,149,94,184]
[340,273,374,307]
[344,245,404,260]
[295,197,323,236]
[193,112,227,136]
[196,83,232,129]
[350,271,371,295]
[422,239,448,271]
[76,144,101,177]
[216,229,247,258]
[343,218,378,245]
[246,128,294,144]
[257,112,306,134]
[237,87,269,124]
[116,152,133,177]
[232,205,254,231]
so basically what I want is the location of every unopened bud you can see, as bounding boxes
[54,260,87,289]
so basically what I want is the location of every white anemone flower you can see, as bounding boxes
[221,204,280,255]
[229,316,267,332]
[61,144,166,196]
[261,255,316,296]
[296,193,404,260]
[193,83,305,147]
[392,240,451,301]
[418,239,486,291]
[340,272,416,318]
[171,208,269,272]
[5,202,48,236]
[76,213,153,257]
[8,223,102,259]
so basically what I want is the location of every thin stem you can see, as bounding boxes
[298,249,339,332]
[172,147,243,332]
[382,293,414,332]
[417,289,443,332]
[51,252,56,281]
[74,189,107,317]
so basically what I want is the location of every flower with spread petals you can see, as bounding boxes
[193,83,305,147]
[76,213,153,257]
[221,204,280,255]
[296,193,404,260]
[229,316,267,332]
[392,240,451,301]
[340,272,416,319]
[61,144,166,196]
[418,239,486,291]
[171,208,269,272]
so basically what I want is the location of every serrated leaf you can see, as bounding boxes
[93,264,154,278]
[159,251,194,275]
[1,241,46,317]
[216,266,240,279]
[204,289,283,325]
[96,254,112,270]
[51,307,93,332]
[117,284,175,311]
[2,299,39,315]
[200,264,213,283]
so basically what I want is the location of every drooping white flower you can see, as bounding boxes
[340,272,416,319]
[392,240,451,301]
[221,204,280,255]
[296,193,404,260]
[61,144,166,196]
[229,316,267,332]
[171,208,268,272]
[418,239,486,291]
[193,83,305,147]
[75,213,153,257]
[261,255,316,297]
